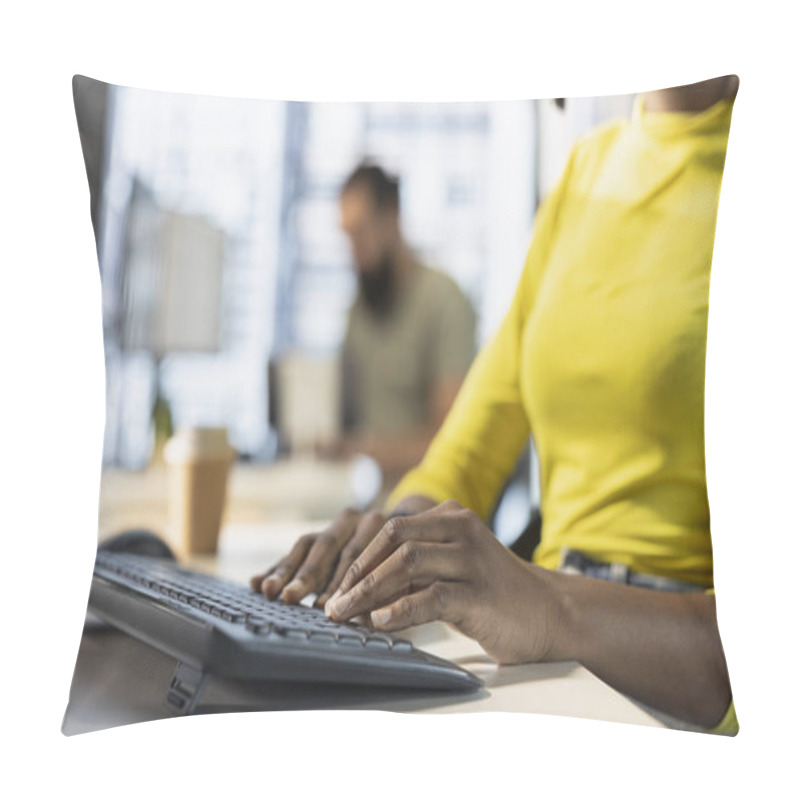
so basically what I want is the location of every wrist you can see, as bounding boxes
[532,566,580,663]
[387,494,438,518]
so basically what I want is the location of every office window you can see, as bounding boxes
[277,100,537,352]
[98,86,285,467]
[97,88,633,469]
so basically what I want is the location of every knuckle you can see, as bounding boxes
[317,532,338,551]
[297,556,326,582]
[462,508,480,524]
[362,510,385,529]
[293,564,314,583]
[382,517,404,544]
[441,499,463,512]
[399,541,419,569]
[329,508,363,542]
[397,594,415,620]
[451,506,478,533]
[345,558,363,586]
[358,570,377,598]
[340,544,360,564]
[432,581,450,612]
[296,533,315,549]
[336,506,358,523]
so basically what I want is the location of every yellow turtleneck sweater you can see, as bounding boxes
[387,94,737,735]
[389,94,734,587]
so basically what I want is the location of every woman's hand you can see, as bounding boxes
[249,507,388,608]
[252,497,733,726]
[249,495,438,608]
[324,500,563,665]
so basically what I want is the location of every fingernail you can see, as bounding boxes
[330,593,350,618]
[371,608,392,627]
[282,578,304,598]
[324,590,342,617]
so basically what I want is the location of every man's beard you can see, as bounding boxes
[358,250,396,316]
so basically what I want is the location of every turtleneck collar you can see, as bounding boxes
[631,93,735,140]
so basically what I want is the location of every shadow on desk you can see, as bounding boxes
[63,618,665,736]
[452,654,578,690]
[63,627,488,736]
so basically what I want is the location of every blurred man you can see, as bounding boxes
[325,161,476,486]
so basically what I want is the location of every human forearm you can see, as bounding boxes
[321,501,732,730]
[546,571,732,728]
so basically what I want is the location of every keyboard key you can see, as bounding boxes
[309,631,337,644]
[337,632,366,646]
[282,629,310,641]
[92,551,482,693]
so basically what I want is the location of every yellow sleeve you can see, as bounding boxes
[386,150,577,521]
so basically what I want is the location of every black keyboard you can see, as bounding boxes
[90,551,482,712]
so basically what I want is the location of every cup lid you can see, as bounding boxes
[164,427,236,463]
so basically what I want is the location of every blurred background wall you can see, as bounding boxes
[73,77,634,472]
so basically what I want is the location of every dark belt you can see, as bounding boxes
[557,548,707,593]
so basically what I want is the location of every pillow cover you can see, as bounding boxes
[65,74,737,737]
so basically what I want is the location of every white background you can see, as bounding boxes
[2,1,797,797]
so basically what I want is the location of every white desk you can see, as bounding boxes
[63,462,666,734]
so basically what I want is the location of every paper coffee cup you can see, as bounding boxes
[164,427,236,555]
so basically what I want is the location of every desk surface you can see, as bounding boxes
[64,462,667,734]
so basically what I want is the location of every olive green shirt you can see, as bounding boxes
[342,263,476,434]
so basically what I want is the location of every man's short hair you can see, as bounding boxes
[340,161,400,214]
